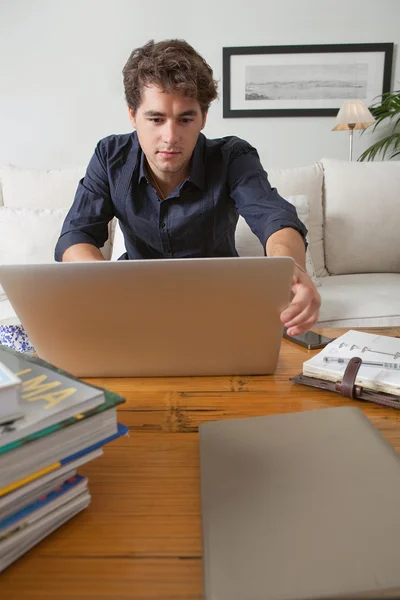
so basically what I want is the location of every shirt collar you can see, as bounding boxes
[137,133,206,191]
[187,133,205,191]
[138,150,148,183]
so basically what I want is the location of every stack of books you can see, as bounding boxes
[0,344,127,573]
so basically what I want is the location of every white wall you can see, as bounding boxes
[0,0,399,170]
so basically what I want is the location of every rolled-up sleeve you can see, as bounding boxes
[226,140,308,249]
[54,141,115,261]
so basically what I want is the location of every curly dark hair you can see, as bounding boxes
[122,39,218,114]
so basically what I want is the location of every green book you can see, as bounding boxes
[0,345,125,452]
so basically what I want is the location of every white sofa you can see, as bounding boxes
[0,158,399,328]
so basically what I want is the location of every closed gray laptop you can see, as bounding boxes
[199,406,400,600]
[0,256,293,377]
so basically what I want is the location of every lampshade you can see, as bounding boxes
[332,99,375,131]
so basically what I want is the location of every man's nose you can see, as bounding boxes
[162,121,179,145]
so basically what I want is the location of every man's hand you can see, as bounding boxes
[265,227,320,335]
[280,264,321,336]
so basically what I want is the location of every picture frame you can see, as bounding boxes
[222,43,394,118]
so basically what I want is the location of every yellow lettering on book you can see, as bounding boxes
[20,375,77,408]
[37,388,77,409]
[21,375,61,399]
[15,368,32,376]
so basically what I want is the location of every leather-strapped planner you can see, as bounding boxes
[291,356,400,410]
[291,329,400,408]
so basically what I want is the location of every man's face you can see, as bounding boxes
[128,84,207,180]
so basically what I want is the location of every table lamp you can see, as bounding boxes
[332,99,375,161]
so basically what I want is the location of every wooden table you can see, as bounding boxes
[1,327,400,599]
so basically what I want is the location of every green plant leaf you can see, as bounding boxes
[359,133,400,162]
[358,90,400,161]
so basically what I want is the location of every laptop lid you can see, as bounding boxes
[199,406,400,600]
[0,257,293,377]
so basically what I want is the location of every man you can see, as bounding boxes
[55,39,320,336]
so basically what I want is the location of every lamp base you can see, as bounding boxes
[348,124,355,161]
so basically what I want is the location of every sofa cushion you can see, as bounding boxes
[0,207,68,318]
[0,206,112,323]
[0,164,86,208]
[0,207,70,264]
[111,218,124,261]
[235,194,320,286]
[0,206,112,269]
[267,163,326,277]
[0,299,18,324]
[322,159,400,275]
[317,273,400,327]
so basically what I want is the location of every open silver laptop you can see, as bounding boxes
[0,257,293,377]
[200,406,400,600]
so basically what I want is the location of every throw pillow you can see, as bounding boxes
[0,207,67,302]
[0,164,85,209]
[321,158,400,275]
[235,194,320,286]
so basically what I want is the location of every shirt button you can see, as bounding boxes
[161,222,165,228]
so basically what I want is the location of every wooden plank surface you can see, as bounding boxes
[0,327,399,598]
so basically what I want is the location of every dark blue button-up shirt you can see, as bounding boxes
[55,132,307,261]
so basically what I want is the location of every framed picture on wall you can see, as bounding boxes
[222,43,393,118]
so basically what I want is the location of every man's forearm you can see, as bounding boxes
[266,228,306,270]
[61,243,105,262]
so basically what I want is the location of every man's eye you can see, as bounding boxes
[149,118,162,123]
[180,118,194,124]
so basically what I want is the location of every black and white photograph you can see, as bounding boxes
[223,43,393,118]
[245,63,368,102]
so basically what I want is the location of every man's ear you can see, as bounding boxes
[128,107,136,128]
[201,109,208,130]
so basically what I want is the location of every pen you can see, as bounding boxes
[323,357,400,370]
